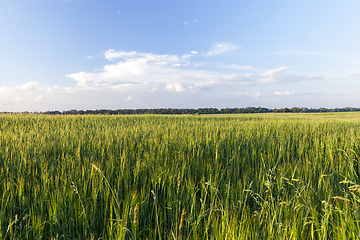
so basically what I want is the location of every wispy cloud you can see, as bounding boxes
[274,91,295,96]
[273,50,328,56]
[237,92,261,98]
[259,66,290,84]
[211,69,297,87]
[84,55,92,59]
[183,19,199,25]
[221,64,252,70]
[104,49,191,63]
[338,61,358,65]
[206,42,239,56]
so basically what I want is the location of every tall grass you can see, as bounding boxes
[1,113,360,239]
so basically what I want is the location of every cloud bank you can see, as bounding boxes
[0,43,342,111]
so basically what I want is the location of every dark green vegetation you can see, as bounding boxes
[2,113,360,239]
[13,106,360,115]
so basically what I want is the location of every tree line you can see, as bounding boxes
[7,106,360,115]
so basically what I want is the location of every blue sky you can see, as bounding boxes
[1,0,360,111]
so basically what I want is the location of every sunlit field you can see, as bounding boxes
[2,113,360,239]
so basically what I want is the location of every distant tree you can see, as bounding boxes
[291,107,300,113]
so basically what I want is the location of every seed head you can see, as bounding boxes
[133,203,139,224]
[179,208,186,231]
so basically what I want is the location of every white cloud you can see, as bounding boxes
[166,83,203,93]
[17,81,41,91]
[183,22,188,25]
[166,83,187,92]
[194,19,199,23]
[274,91,295,96]
[237,92,261,98]
[124,96,132,101]
[85,55,92,59]
[206,42,239,56]
[117,11,121,15]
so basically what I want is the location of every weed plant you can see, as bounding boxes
[1,113,360,239]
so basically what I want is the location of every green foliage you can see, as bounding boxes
[1,113,360,239]
[34,106,360,115]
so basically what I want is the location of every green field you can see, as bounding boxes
[2,113,360,239]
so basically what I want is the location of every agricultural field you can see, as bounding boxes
[2,112,360,239]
